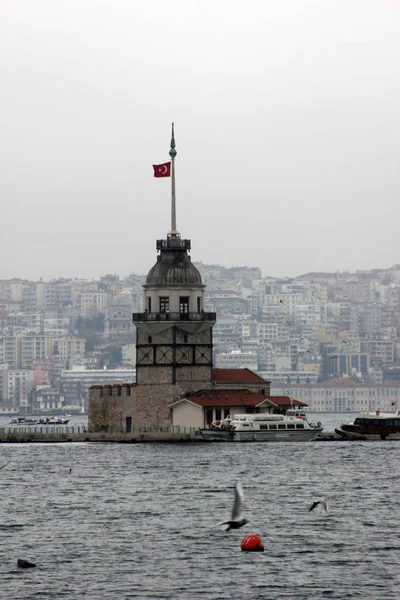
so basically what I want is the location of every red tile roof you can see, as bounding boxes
[186,389,270,407]
[268,396,306,407]
[212,368,268,383]
[184,390,306,408]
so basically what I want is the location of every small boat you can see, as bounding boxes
[35,415,71,425]
[336,409,400,441]
[196,409,323,442]
[9,417,38,426]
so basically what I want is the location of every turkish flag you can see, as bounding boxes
[153,162,171,178]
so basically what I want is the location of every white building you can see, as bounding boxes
[215,350,258,371]
[258,369,320,385]
[271,378,400,412]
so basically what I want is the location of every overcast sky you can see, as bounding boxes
[1,0,399,281]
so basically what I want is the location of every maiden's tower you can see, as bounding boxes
[88,126,216,432]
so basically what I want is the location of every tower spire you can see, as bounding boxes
[169,122,179,237]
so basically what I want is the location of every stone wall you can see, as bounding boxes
[88,361,212,432]
[88,384,135,432]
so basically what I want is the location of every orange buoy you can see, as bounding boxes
[240,534,264,552]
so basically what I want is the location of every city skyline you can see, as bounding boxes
[2,0,399,281]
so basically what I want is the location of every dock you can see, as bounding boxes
[0,425,200,443]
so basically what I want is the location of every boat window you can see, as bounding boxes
[269,424,277,429]
[260,425,268,430]
[295,423,304,429]
[242,423,250,427]
[278,424,286,429]
[287,424,295,429]
[395,419,400,427]
[354,418,361,425]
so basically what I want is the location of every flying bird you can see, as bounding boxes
[341,340,347,344]
[279,300,284,304]
[309,500,328,513]
[221,482,248,531]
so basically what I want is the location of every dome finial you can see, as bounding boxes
[169,122,177,158]
[169,123,179,236]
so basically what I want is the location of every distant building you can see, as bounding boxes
[215,349,258,371]
[61,367,136,406]
[271,378,400,412]
[0,367,34,408]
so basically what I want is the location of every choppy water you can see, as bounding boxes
[1,414,399,600]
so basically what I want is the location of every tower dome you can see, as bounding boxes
[146,238,202,286]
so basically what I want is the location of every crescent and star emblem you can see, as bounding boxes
[161,165,168,174]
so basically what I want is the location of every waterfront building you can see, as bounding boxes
[32,387,65,413]
[271,378,400,412]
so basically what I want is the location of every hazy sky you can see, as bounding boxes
[1,1,399,281]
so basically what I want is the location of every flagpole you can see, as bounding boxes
[169,122,178,236]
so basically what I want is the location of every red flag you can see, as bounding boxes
[153,162,171,178]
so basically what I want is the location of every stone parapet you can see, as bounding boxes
[0,427,201,443]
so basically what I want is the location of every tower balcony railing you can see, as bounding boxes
[132,311,216,323]
[156,239,191,251]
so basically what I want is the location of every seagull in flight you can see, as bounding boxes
[221,482,248,531]
[309,500,328,513]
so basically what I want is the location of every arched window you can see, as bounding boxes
[184,334,188,343]
[148,336,152,344]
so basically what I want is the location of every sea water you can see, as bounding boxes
[1,414,399,599]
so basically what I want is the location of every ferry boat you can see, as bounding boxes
[196,410,323,442]
[8,415,71,426]
[336,409,400,441]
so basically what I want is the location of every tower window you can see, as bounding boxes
[159,297,169,313]
[148,297,152,313]
[148,336,152,344]
[197,297,201,312]
[184,334,188,343]
[179,297,189,314]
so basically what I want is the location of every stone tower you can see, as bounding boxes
[131,125,216,426]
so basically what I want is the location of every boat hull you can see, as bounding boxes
[197,428,322,442]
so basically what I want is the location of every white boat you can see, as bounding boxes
[35,415,71,425]
[336,409,400,441]
[8,417,38,426]
[197,409,323,442]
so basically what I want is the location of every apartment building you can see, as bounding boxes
[0,367,34,407]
